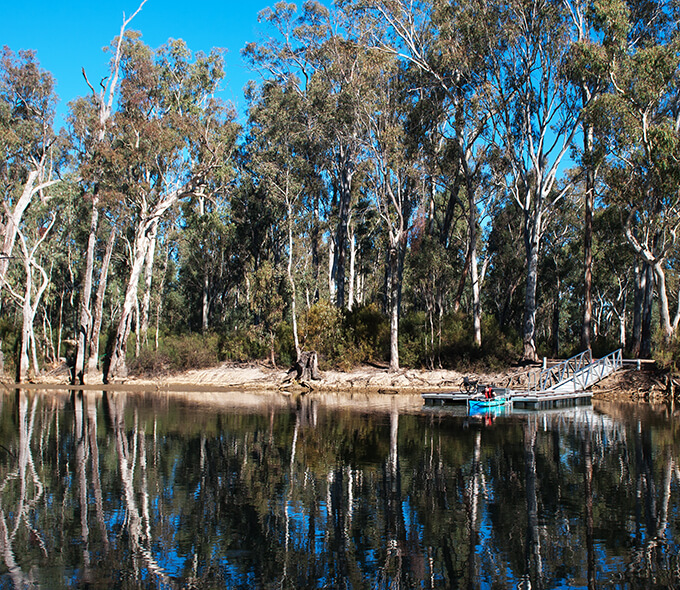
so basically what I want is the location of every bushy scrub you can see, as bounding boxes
[343,304,389,364]
[130,333,221,376]
[299,301,352,369]
[220,327,268,363]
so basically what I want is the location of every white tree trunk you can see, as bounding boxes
[139,218,158,346]
[74,196,99,384]
[348,226,356,311]
[388,242,401,372]
[106,182,194,381]
[287,201,301,358]
[12,223,53,382]
[88,227,116,374]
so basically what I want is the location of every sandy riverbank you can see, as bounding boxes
[3,360,663,400]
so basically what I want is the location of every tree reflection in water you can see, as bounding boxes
[0,391,678,588]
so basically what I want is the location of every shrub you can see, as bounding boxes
[220,327,267,363]
[299,300,348,369]
[343,304,390,363]
[129,332,221,376]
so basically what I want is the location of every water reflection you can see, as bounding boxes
[0,390,678,588]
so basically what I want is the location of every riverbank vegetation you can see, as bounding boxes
[1,0,680,382]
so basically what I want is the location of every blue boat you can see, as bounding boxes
[468,396,509,410]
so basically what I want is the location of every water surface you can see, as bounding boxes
[1,389,678,588]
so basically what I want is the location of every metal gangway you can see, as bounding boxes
[528,349,623,394]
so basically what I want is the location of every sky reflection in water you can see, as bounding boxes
[0,389,678,589]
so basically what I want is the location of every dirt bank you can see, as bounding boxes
[4,359,665,400]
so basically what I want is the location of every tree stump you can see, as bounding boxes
[284,351,321,385]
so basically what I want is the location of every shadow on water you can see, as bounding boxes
[0,388,678,588]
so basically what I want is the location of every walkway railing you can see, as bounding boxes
[528,349,622,393]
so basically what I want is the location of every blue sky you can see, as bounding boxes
[1,0,275,127]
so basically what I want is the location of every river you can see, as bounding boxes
[0,388,678,588]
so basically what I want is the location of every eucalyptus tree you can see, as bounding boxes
[592,0,680,352]
[486,0,583,362]
[358,53,423,371]
[245,80,317,358]
[99,35,237,381]
[6,199,57,380]
[67,2,146,383]
[0,48,65,380]
[243,1,371,310]
[342,0,499,348]
[0,48,61,304]
[562,0,611,352]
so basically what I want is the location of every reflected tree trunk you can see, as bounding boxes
[86,392,109,551]
[524,419,543,588]
[0,392,45,587]
[73,392,91,579]
[110,394,170,585]
[583,435,595,590]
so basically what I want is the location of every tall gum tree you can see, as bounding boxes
[486,0,583,362]
[243,1,368,310]
[103,35,237,381]
[0,48,60,304]
[245,78,325,360]
[346,0,499,348]
[358,52,422,372]
[562,0,610,353]
[69,1,146,384]
[607,58,680,346]
[593,0,680,352]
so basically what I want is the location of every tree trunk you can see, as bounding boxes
[388,241,402,373]
[654,260,674,344]
[641,263,654,358]
[631,263,644,357]
[522,213,542,363]
[202,268,209,333]
[332,153,353,310]
[155,239,170,350]
[553,272,561,357]
[106,184,187,381]
[286,201,301,359]
[139,218,158,347]
[581,122,595,353]
[469,207,482,347]
[348,224,356,311]
[87,227,116,375]
[107,227,149,380]
[74,196,99,384]
[452,245,471,313]
[0,172,51,301]
[14,227,52,382]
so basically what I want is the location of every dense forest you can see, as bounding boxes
[1,0,679,383]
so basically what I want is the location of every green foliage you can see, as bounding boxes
[299,300,351,369]
[220,327,267,363]
[129,333,221,376]
[343,304,390,363]
[0,317,18,377]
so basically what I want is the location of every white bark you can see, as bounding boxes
[139,218,158,346]
[286,200,301,358]
[6,218,55,382]
[74,196,99,384]
[0,172,59,300]
[87,227,116,374]
[107,181,196,381]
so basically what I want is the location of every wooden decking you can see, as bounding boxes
[423,349,623,411]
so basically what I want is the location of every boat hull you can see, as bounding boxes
[468,396,508,409]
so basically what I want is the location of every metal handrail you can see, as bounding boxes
[528,349,622,392]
